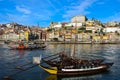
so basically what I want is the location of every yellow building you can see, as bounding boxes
[93,36,100,40]
[24,31,29,41]
[102,36,109,40]
[65,33,72,39]
[23,28,30,41]
[93,35,109,41]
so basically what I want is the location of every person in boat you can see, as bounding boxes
[18,43,25,49]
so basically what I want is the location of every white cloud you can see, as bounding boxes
[5,12,52,26]
[16,6,31,14]
[34,14,51,20]
[45,0,57,11]
[33,9,54,20]
[102,12,120,22]
[63,0,97,19]
[6,13,32,25]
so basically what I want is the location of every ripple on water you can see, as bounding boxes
[0,44,120,80]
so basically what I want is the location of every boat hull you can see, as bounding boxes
[39,63,113,75]
[10,46,46,50]
[39,65,57,74]
[57,66,107,75]
[42,58,105,67]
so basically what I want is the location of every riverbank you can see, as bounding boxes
[1,40,120,45]
[46,41,120,44]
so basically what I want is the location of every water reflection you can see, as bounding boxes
[17,50,25,58]
[45,74,102,80]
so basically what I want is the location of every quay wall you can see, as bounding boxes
[46,41,120,44]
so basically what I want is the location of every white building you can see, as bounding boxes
[50,22,59,28]
[71,15,87,23]
[2,33,19,41]
[65,22,82,27]
[51,22,83,29]
[106,21,120,26]
[104,27,120,33]
[6,23,12,28]
[53,23,62,28]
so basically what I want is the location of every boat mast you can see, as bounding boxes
[72,17,77,58]
[63,28,65,53]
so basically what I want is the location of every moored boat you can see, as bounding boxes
[10,43,46,50]
[39,52,113,76]
[39,62,113,75]
[42,52,105,67]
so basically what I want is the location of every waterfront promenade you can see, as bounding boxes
[46,41,120,44]
[1,40,120,45]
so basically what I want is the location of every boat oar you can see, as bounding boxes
[43,53,59,59]
[43,51,64,59]
[3,64,39,80]
[15,62,32,69]
[43,56,60,61]
[3,57,42,80]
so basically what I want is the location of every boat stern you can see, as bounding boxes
[39,64,57,75]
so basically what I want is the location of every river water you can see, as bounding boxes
[0,44,120,80]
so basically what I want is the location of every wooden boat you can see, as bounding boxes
[39,62,113,75]
[39,52,113,76]
[10,43,46,50]
[42,58,105,68]
[9,43,46,50]
[10,45,46,50]
[42,52,105,67]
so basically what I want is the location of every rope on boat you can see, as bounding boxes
[3,54,45,80]
[43,55,60,61]
[15,62,32,69]
[3,52,64,80]
[3,64,39,80]
[43,51,64,59]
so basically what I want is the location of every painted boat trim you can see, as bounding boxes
[39,65,57,74]
[62,66,105,71]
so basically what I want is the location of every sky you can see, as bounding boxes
[0,0,120,27]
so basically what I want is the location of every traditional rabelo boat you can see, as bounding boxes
[41,52,105,67]
[10,42,46,50]
[39,52,113,75]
